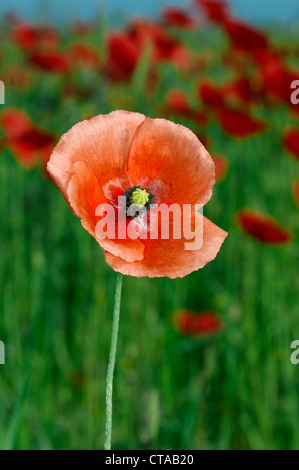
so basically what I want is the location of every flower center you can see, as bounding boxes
[131,188,149,207]
[122,185,154,217]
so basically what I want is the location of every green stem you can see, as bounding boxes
[104,273,123,450]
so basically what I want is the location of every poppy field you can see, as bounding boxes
[0,0,299,450]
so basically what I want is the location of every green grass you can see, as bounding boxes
[0,20,299,450]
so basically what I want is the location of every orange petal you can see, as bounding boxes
[105,214,227,278]
[47,110,147,202]
[127,117,215,207]
[236,209,292,244]
[67,161,144,263]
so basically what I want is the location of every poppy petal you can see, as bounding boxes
[236,209,292,244]
[127,117,215,207]
[105,214,227,278]
[66,161,145,262]
[47,110,147,202]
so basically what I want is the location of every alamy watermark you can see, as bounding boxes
[0,80,4,104]
[291,80,299,105]
[95,200,204,251]
[0,341,5,365]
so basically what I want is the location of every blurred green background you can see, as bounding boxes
[0,0,299,450]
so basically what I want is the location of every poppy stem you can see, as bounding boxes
[104,273,123,450]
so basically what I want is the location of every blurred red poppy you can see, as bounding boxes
[215,105,267,138]
[29,50,69,74]
[283,126,299,161]
[198,77,255,109]
[105,32,140,81]
[161,6,197,29]
[236,209,292,244]
[212,154,229,182]
[197,0,230,23]
[69,43,101,70]
[222,76,254,106]
[106,21,192,81]
[223,19,268,54]
[164,90,208,125]
[198,80,223,107]
[165,90,192,116]
[172,309,223,338]
[292,180,299,208]
[253,49,299,106]
[129,20,192,69]
[13,21,59,51]
[1,109,55,169]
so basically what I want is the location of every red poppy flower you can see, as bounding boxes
[172,309,223,338]
[164,90,208,125]
[13,21,59,51]
[292,180,299,208]
[198,77,254,109]
[253,49,299,105]
[222,76,254,106]
[129,20,192,69]
[165,90,192,117]
[223,19,268,54]
[196,0,230,24]
[105,32,141,81]
[198,80,223,107]
[215,105,267,138]
[236,209,292,244]
[47,111,227,278]
[29,50,69,74]
[28,49,69,74]
[69,43,101,70]
[212,154,228,182]
[283,126,299,161]
[161,6,197,29]
[1,108,55,169]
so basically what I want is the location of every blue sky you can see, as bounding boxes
[0,0,299,24]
